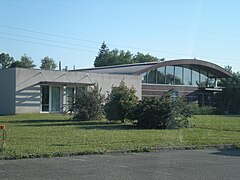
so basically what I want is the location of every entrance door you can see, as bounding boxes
[51,87,60,112]
[41,86,49,111]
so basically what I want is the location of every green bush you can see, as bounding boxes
[135,95,192,129]
[104,81,138,122]
[70,85,105,121]
[190,104,216,115]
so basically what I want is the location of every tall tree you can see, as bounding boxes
[10,54,36,68]
[132,52,160,63]
[40,56,57,70]
[0,53,14,69]
[94,42,109,67]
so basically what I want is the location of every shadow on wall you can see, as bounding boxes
[15,83,40,107]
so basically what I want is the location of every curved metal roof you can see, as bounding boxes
[134,59,232,78]
[76,59,232,78]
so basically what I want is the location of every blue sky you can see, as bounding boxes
[0,0,239,71]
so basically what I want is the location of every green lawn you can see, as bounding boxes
[0,114,239,159]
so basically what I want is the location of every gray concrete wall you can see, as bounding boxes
[15,68,141,114]
[0,68,16,115]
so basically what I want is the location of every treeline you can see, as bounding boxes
[0,53,57,70]
[94,42,163,67]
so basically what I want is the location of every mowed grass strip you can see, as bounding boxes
[0,114,239,159]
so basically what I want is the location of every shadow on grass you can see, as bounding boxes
[211,148,240,157]
[8,119,138,130]
[77,123,137,130]
[0,119,74,124]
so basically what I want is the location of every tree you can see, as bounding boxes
[0,53,14,69]
[94,42,161,67]
[94,42,132,67]
[218,66,240,114]
[104,81,139,122]
[10,54,36,68]
[132,52,160,63]
[94,42,110,67]
[70,85,105,121]
[40,56,57,70]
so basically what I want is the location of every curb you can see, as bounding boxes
[0,144,238,160]
[106,144,237,155]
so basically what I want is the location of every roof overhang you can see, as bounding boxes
[40,81,94,86]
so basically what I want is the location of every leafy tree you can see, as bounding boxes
[105,81,139,122]
[40,56,57,70]
[0,53,14,69]
[132,52,160,63]
[10,54,36,68]
[218,66,240,114]
[9,61,23,68]
[94,42,132,67]
[94,42,161,67]
[218,65,240,88]
[70,85,105,121]
[135,93,192,129]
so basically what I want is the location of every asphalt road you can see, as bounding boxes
[0,148,240,180]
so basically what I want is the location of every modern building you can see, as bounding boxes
[0,59,232,115]
[0,68,140,115]
[77,59,232,107]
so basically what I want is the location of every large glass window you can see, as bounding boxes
[141,72,147,83]
[41,85,49,111]
[166,66,174,85]
[66,87,74,110]
[183,68,192,85]
[208,78,216,87]
[174,66,183,85]
[192,69,200,86]
[148,70,156,84]
[200,70,208,87]
[157,67,165,84]
[51,87,60,112]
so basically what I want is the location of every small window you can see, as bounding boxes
[171,91,178,100]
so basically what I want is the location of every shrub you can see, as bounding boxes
[135,94,192,129]
[190,104,216,115]
[70,85,105,121]
[104,81,138,122]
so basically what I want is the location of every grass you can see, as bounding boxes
[0,114,239,159]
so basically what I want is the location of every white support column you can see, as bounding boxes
[62,85,66,112]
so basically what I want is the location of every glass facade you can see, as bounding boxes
[41,85,49,111]
[157,67,165,84]
[183,68,192,85]
[174,66,183,85]
[148,70,157,84]
[192,69,199,85]
[166,66,174,85]
[51,87,60,112]
[141,65,217,87]
[141,72,147,83]
[66,87,74,110]
[200,70,208,87]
